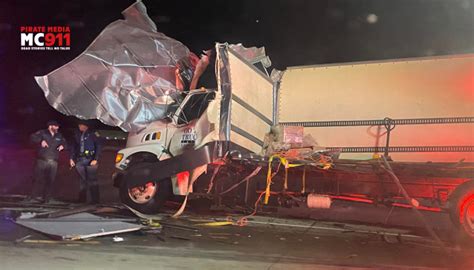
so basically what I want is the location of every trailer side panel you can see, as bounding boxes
[279,55,474,162]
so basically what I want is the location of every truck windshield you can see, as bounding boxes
[177,92,216,125]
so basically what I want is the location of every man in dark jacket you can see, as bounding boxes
[69,121,103,204]
[29,120,66,203]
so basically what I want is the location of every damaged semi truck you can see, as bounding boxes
[35,2,474,239]
[113,46,474,240]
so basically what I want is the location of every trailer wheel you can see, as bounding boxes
[119,177,172,214]
[449,181,474,240]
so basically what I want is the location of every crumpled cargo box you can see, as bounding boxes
[263,125,316,155]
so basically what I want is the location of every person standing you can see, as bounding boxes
[69,121,103,204]
[29,120,66,203]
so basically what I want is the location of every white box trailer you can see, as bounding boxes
[278,54,474,162]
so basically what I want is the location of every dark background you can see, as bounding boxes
[0,0,473,144]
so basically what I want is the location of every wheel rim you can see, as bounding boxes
[128,182,157,204]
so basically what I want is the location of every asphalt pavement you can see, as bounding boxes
[0,198,473,270]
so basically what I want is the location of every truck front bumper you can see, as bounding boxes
[113,141,223,189]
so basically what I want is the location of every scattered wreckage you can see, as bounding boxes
[35,1,474,240]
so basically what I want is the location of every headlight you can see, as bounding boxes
[115,153,124,163]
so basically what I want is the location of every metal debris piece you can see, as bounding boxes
[112,236,124,242]
[124,204,165,220]
[18,212,36,219]
[15,213,142,240]
[14,235,32,243]
[34,1,199,132]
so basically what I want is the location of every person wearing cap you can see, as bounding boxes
[29,120,66,203]
[69,121,103,204]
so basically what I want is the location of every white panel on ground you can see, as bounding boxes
[16,213,142,240]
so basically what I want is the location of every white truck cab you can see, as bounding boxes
[115,89,219,170]
[113,89,223,213]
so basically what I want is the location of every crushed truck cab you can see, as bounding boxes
[113,89,223,195]
[111,43,279,213]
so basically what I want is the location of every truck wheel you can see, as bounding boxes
[449,181,474,240]
[119,178,172,214]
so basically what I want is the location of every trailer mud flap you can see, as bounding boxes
[123,142,219,189]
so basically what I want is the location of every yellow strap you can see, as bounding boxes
[196,221,233,226]
[264,155,275,204]
[264,154,304,204]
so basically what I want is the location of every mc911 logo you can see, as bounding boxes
[20,26,71,51]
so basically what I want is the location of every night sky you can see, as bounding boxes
[0,0,473,144]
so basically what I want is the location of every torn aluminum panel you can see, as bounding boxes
[229,44,271,67]
[16,213,142,240]
[228,44,283,83]
[35,1,198,132]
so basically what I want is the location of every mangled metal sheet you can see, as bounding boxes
[228,44,272,68]
[35,1,199,132]
[16,212,142,240]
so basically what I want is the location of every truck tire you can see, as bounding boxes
[449,180,474,240]
[119,177,172,214]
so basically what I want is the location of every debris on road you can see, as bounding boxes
[14,235,32,243]
[112,236,124,242]
[143,219,162,228]
[124,204,166,221]
[15,212,143,240]
[18,212,36,219]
